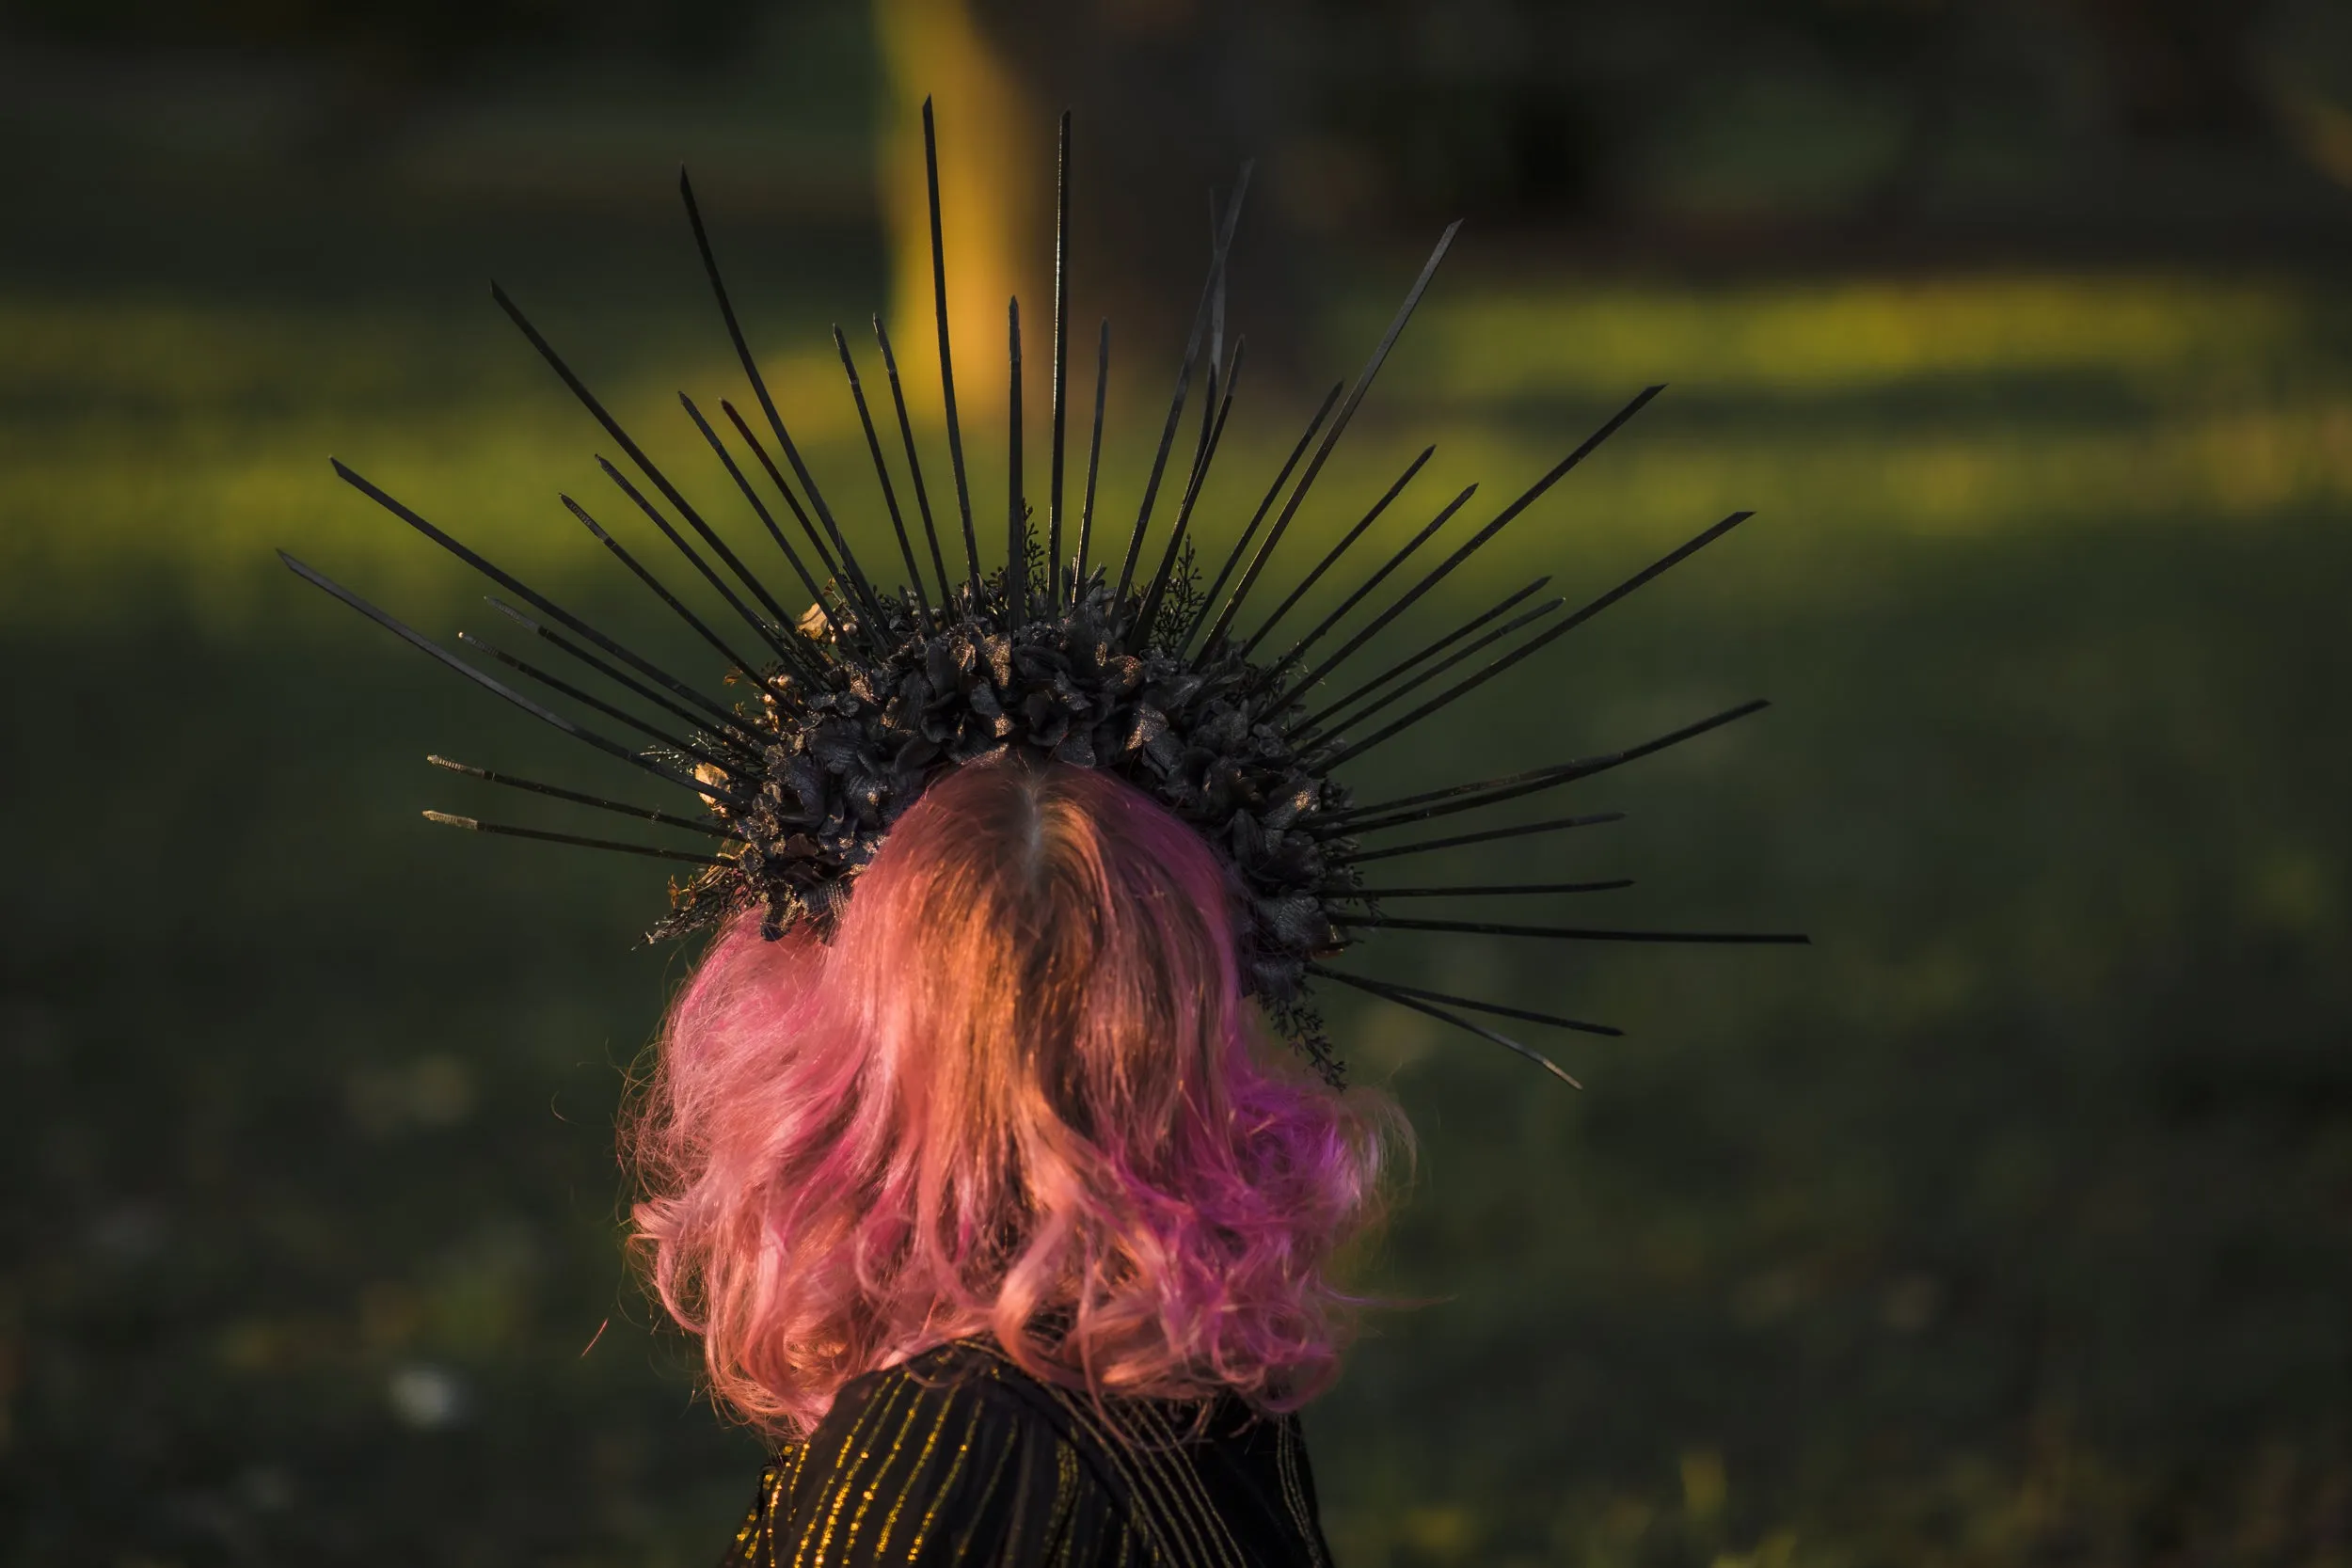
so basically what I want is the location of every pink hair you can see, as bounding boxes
[626,757,1401,1435]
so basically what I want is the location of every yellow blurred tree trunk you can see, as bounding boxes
[874,0,1052,424]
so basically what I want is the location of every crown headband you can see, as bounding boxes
[280,104,1804,1086]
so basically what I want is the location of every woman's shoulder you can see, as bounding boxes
[808,1339,1110,1478]
[836,1338,1054,1423]
[728,1342,1128,1566]
[725,1341,1333,1566]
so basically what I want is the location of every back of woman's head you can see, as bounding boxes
[628,757,1396,1434]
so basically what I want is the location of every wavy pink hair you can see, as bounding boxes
[627,757,1400,1436]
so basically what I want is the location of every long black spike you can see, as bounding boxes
[725,400,889,638]
[872,319,954,608]
[279,552,743,807]
[677,393,835,644]
[562,490,769,677]
[1294,592,1561,738]
[1262,483,1473,682]
[1074,319,1109,595]
[920,100,980,596]
[717,399,889,655]
[719,400,839,581]
[1197,221,1461,653]
[1131,339,1246,649]
[590,462,802,670]
[1008,295,1026,626]
[1307,964,1581,1086]
[1292,579,1554,736]
[480,596,769,751]
[1242,445,1433,657]
[1337,700,1772,832]
[1324,510,1756,769]
[1184,381,1343,659]
[427,754,750,842]
[1343,879,1632,898]
[1308,963,1620,1041]
[832,328,930,619]
[1279,386,1661,697]
[457,631,745,775]
[1363,981,1621,1041]
[1049,111,1073,609]
[421,811,728,867]
[487,279,796,637]
[1337,810,1625,866]
[674,169,891,633]
[1330,913,1808,945]
[1115,167,1253,610]
[1136,339,1246,641]
[1148,332,1223,600]
[1269,483,1480,691]
[329,460,742,734]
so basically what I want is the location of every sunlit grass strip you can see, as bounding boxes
[8,403,2345,609]
[1409,275,2314,395]
[3,273,2347,625]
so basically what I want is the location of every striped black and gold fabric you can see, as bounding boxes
[721,1339,1335,1566]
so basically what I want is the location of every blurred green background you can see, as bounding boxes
[4,1,2351,1562]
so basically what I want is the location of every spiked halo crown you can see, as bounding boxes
[279,105,1804,1086]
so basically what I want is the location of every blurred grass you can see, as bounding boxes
[3,253,2349,1563]
[9,270,2349,611]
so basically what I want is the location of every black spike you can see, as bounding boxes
[1049,110,1073,609]
[675,169,891,634]
[872,319,954,609]
[1329,913,1808,945]
[1306,964,1581,1086]
[1131,338,1246,649]
[1184,381,1343,659]
[1198,220,1461,652]
[1323,509,1755,768]
[832,327,930,619]
[480,596,771,751]
[456,631,746,776]
[1074,319,1109,596]
[1116,167,1252,610]
[421,810,728,867]
[1159,334,1226,576]
[427,754,750,842]
[1292,590,1562,738]
[1279,385,1660,695]
[1268,483,1480,691]
[718,400,840,583]
[677,392,836,648]
[1309,963,1620,1041]
[279,551,743,808]
[1290,579,1553,736]
[562,490,769,678]
[1008,295,1026,626]
[487,279,797,636]
[1241,445,1433,657]
[1468,381,1663,536]
[1337,700,1772,833]
[329,460,743,735]
[1342,879,1632,898]
[717,398,889,654]
[1337,810,1625,866]
[726,398,888,639]
[920,100,981,597]
[590,461,804,671]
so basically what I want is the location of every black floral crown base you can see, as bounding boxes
[655,570,1360,1082]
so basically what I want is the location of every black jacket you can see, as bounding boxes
[722,1339,1334,1566]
